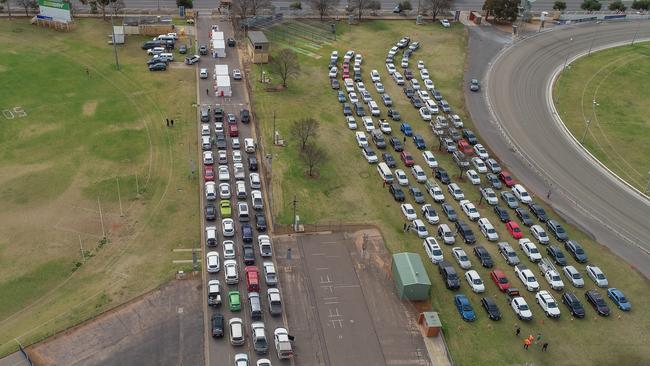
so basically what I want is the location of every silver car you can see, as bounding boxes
[452,247,472,269]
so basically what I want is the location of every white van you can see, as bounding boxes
[369,101,380,117]
[393,71,405,86]
[206,226,217,246]
[377,162,394,184]
[238,201,250,222]
[244,138,256,153]
[205,182,216,201]
[147,47,166,55]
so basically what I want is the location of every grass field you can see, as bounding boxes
[554,43,650,192]
[0,19,199,355]
[251,20,650,366]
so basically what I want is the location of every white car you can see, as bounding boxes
[519,238,542,262]
[515,264,540,292]
[201,123,211,136]
[411,165,427,183]
[466,169,481,185]
[486,158,501,173]
[232,137,240,149]
[356,81,366,93]
[530,225,550,245]
[465,270,485,293]
[420,68,430,79]
[218,150,228,165]
[417,90,430,101]
[417,60,425,69]
[424,78,435,91]
[423,237,444,263]
[460,200,480,221]
[330,50,339,62]
[511,296,533,321]
[422,151,438,168]
[426,181,445,202]
[355,53,362,64]
[199,68,208,79]
[586,265,609,287]
[563,265,585,287]
[218,182,230,199]
[232,150,242,163]
[452,247,472,269]
[233,163,245,180]
[421,204,439,224]
[223,240,236,259]
[206,251,220,273]
[203,151,214,165]
[249,173,261,189]
[222,218,235,237]
[471,157,487,173]
[480,187,498,205]
[362,116,375,132]
[379,120,392,134]
[361,147,378,163]
[218,165,230,181]
[473,144,489,160]
[355,131,368,147]
[544,269,565,290]
[234,353,249,366]
[410,79,420,90]
[512,184,532,204]
[395,169,409,186]
[450,114,463,128]
[233,69,242,80]
[214,122,224,134]
[535,290,561,318]
[419,107,432,121]
[349,92,359,104]
[440,19,451,27]
[224,260,238,285]
[478,217,499,241]
[386,63,396,75]
[400,203,417,221]
[346,116,357,130]
[328,66,337,78]
[401,58,409,68]
[448,183,464,201]
[370,69,381,83]
[437,224,455,245]
[375,82,385,93]
[411,219,429,238]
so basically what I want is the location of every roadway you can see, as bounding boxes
[464,21,650,278]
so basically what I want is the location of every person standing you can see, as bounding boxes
[523,339,530,350]
[171,119,174,127]
[542,342,549,351]
[515,326,521,337]
[166,118,170,127]
[206,88,209,96]
[536,333,542,344]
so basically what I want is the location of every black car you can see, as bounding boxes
[462,129,478,145]
[382,152,397,168]
[148,62,167,71]
[473,246,493,268]
[227,37,236,47]
[515,208,534,226]
[435,168,451,185]
[585,290,610,316]
[438,260,460,290]
[354,102,365,117]
[389,184,405,202]
[211,313,225,338]
[409,186,425,204]
[442,203,458,222]
[214,107,224,122]
[179,44,188,54]
[486,173,502,190]
[215,133,227,150]
[389,136,404,152]
[331,78,340,89]
[564,240,588,263]
[381,94,393,107]
[146,57,167,65]
[243,244,255,265]
[546,220,569,242]
[480,297,501,321]
[410,97,423,109]
[240,108,250,123]
[372,132,386,149]
[448,128,462,142]
[561,292,585,318]
[387,108,401,121]
[205,204,217,221]
[342,103,352,116]
[529,203,549,222]
[199,44,208,55]
[354,71,362,81]
[248,156,258,171]
[547,245,567,266]
[455,220,476,244]
[432,89,443,101]
[403,87,415,98]
[403,69,413,80]
[142,40,163,49]
[242,223,253,243]
[493,206,510,223]
[255,213,267,232]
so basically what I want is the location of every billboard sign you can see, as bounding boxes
[38,0,72,23]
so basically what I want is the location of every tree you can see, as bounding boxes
[398,0,412,12]
[301,143,327,177]
[553,0,566,11]
[483,0,520,22]
[16,0,37,16]
[631,0,650,10]
[290,118,320,151]
[350,0,378,21]
[110,0,124,14]
[580,0,601,11]
[270,48,301,88]
[608,0,626,11]
[177,0,194,8]
[308,0,340,20]
[0,0,13,19]
[424,0,452,20]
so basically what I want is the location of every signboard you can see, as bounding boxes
[179,5,185,17]
[38,0,72,23]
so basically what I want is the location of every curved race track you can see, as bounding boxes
[483,21,650,277]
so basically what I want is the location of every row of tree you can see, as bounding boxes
[291,118,326,177]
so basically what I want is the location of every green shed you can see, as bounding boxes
[392,252,432,301]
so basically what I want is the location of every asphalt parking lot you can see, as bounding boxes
[275,230,433,366]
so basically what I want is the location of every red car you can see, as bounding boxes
[505,220,523,239]
[490,269,510,292]
[499,171,515,187]
[228,124,239,137]
[458,139,473,155]
[400,151,415,167]
[204,166,215,181]
[342,71,350,79]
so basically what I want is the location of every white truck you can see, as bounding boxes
[538,258,564,291]
[515,264,540,292]
[274,328,294,359]
[207,280,222,306]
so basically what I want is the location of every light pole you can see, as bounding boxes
[563,37,574,71]
[588,22,600,55]
[632,20,641,45]
[581,99,598,143]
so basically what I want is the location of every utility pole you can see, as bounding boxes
[272,110,276,145]
[588,22,600,55]
[563,37,574,71]
[292,195,298,231]
[632,20,641,45]
[116,177,124,217]
[110,12,120,70]
[78,235,85,263]
[581,99,598,143]
[97,196,106,239]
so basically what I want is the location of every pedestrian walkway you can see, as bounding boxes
[0,352,30,366]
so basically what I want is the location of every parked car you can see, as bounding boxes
[546,220,569,242]
[454,295,477,321]
[478,218,499,242]
[441,203,458,222]
[481,297,501,321]
[564,240,588,263]
[389,184,405,202]
[515,208,534,226]
[530,225,550,245]
[490,269,510,292]
[439,260,460,290]
[500,191,518,209]
[460,200,480,221]
[452,247,472,269]
[480,187,498,206]
[435,168,451,185]
[515,264,540,292]
[529,203,549,222]
[486,173,502,189]
[547,246,568,266]
[563,265,585,287]
[562,292,586,318]
[473,246,493,268]
[455,220,476,244]
[510,296,533,321]
[535,290,561,318]
[499,171,515,187]
[410,219,429,238]
[499,242,520,266]
[493,206,511,223]
[586,265,608,287]
[465,270,485,293]
[607,288,631,311]
[519,239,542,262]
[423,237,444,264]
[506,221,523,239]
[437,224,456,245]
[585,289,610,316]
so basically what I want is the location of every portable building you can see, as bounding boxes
[215,75,232,97]
[212,39,226,58]
[214,64,229,78]
[391,252,431,301]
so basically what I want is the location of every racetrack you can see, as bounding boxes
[477,21,650,278]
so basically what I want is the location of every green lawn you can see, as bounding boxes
[554,43,650,192]
[252,20,650,366]
[0,19,199,355]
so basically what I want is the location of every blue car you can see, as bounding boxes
[454,294,476,321]
[607,288,631,311]
[413,134,426,150]
[337,91,346,103]
[400,122,413,137]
